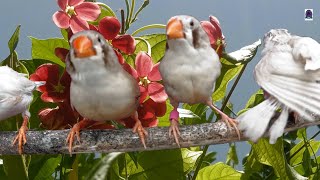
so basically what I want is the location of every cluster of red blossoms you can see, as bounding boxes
[31,13,167,130]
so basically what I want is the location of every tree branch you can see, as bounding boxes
[1,120,319,155]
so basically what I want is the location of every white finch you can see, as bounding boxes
[0,66,44,154]
[159,15,240,145]
[66,30,147,153]
[238,29,320,144]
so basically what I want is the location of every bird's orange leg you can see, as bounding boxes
[66,119,96,154]
[131,111,148,148]
[206,101,241,139]
[12,116,29,154]
[168,100,181,147]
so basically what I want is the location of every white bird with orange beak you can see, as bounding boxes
[65,30,147,153]
[159,15,240,145]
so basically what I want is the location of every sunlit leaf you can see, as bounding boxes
[237,89,264,115]
[196,162,242,180]
[30,37,69,67]
[8,25,21,53]
[289,140,320,166]
[32,155,62,180]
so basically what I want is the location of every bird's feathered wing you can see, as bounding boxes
[238,31,320,143]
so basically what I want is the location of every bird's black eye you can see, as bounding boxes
[190,21,194,27]
[97,37,102,43]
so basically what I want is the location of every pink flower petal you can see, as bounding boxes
[89,24,99,32]
[200,21,219,49]
[57,0,68,10]
[147,62,162,81]
[52,11,70,29]
[139,85,148,103]
[69,15,89,33]
[74,2,100,21]
[147,82,168,103]
[112,35,135,54]
[114,50,125,64]
[98,16,121,40]
[30,64,60,93]
[209,16,222,38]
[69,0,84,6]
[122,63,138,80]
[144,98,166,117]
[135,52,153,77]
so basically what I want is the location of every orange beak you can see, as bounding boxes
[72,35,96,58]
[166,18,184,39]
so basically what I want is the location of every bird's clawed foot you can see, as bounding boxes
[12,124,28,154]
[132,120,148,149]
[66,123,81,154]
[221,115,241,140]
[169,119,181,147]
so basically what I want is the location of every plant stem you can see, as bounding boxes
[192,63,248,180]
[120,9,125,34]
[131,24,166,36]
[134,37,151,55]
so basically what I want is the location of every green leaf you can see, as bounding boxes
[2,155,29,180]
[289,140,320,166]
[237,89,264,115]
[213,62,243,102]
[86,152,123,180]
[222,39,261,64]
[126,34,166,66]
[128,149,185,180]
[33,155,61,180]
[30,37,69,67]
[252,138,306,179]
[8,25,21,53]
[302,148,312,176]
[181,148,203,174]
[61,29,69,41]
[158,99,173,127]
[196,162,242,180]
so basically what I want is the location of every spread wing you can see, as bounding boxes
[255,51,320,121]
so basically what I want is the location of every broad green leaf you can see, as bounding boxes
[213,62,243,102]
[78,153,103,179]
[196,162,242,180]
[86,152,123,180]
[200,151,217,169]
[90,3,116,26]
[242,149,264,179]
[237,89,264,115]
[289,140,320,166]
[213,39,261,102]
[61,29,69,41]
[30,37,69,67]
[252,138,306,179]
[2,155,29,180]
[125,34,166,66]
[302,148,312,176]
[158,99,173,127]
[223,39,261,64]
[8,25,21,53]
[181,148,203,174]
[182,104,208,125]
[33,155,61,180]
[129,149,185,180]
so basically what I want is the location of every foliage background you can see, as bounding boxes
[0,0,320,179]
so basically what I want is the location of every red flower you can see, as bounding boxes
[30,64,71,103]
[97,17,135,54]
[120,98,166,128]
[123,52,168,103]
[39,101,78,130]
[52,0,101,33]
[201,16,225,57]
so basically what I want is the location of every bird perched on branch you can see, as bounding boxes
[159,15,240,145]
[238,29,320,144]
[0,66,45,154]
[66,30,147,153]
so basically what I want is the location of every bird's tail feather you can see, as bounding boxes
[34,81,46,88]
[238,98,279,142]
[268,106,289,144]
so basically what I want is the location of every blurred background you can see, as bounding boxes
[1,0,319,169]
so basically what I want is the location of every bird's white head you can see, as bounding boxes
[263,29,291,46]
[166,15,210,49]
